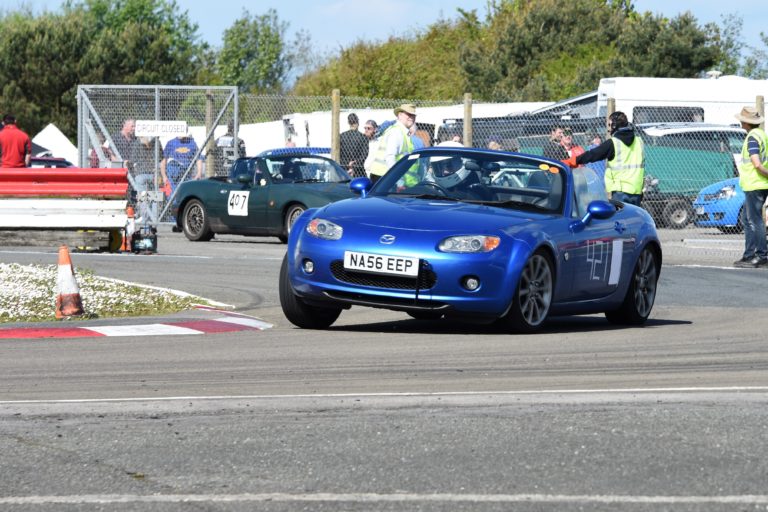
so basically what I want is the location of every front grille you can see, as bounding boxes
[330,260,437,290]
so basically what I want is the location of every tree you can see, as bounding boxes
[216,9,308,94]
[66,0,207,85]
[611,10,719,78]
[0,0,208,139]
[713,13,745,76]
[457,0,719,102]
[292,14,478,100]
[0,10,95,138]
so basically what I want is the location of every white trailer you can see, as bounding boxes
[597,76,768,124]
[282,102,552,149]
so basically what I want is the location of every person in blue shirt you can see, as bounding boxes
[160,131,204,196]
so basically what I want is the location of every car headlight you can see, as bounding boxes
[716,185,737,200]
[306,218,343,240]
[438,235,500,253]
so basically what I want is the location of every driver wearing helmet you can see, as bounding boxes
[432,156,470,189]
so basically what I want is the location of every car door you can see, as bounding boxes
[561,167,634,301]
[225,159,271,232]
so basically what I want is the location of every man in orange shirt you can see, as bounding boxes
[0,114,32,167]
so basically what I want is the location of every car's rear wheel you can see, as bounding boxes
[499,250,553,333]
[182,199,214,241]
[279,254,341,329]
[280,204,306,244]
[605,246,659,325]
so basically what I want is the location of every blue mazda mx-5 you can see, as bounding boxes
[280,146,662,332]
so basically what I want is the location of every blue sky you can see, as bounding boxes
[17,0,767,55]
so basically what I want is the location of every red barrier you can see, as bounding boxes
[0,168,129,198]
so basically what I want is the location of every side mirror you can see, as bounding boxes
[350,176,373,198]
[585,200,617,220]
[569,200,616,232]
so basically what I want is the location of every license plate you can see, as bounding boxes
[344,251,420,277]
[695,206,704,215]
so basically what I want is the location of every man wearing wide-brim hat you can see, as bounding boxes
[733,106,768,268]
[368,103,417,182]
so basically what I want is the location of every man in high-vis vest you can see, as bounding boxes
[562,111,645,207]
[368,103,417,183]
[733,106,768,268]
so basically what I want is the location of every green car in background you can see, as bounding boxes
[172,148,354,243]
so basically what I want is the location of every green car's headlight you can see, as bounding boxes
[306,218,343,240]
[438,235,500,253]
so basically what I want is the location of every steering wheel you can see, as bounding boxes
[416,181,450,196]
[467,183,494,201]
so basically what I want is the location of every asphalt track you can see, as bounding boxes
[0,228,767,511]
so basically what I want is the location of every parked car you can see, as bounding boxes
[635,123,745,229]
[29,156,74,168]
[280,146,662,332]
[172,148,354,243]
[693,177,768,233]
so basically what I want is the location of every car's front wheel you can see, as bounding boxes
[499,250,553,333]
[279,255,341,329]
[605,246,659,325]
[182,199,214,241]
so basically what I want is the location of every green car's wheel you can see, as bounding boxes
[280,204,306,244]
[279,254,341,329]
[182,199,214,241]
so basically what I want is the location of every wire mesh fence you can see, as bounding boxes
[75,86,765,264]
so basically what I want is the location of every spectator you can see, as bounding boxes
[0,114,32,167]
[89,133,115,168]
[411,124,431,150]
[113,119,138,170]
[368,103,417,183]
[285,138,296,147]
[542,124,568,160]
[732,106,768,268]
[564,111,645,207]
[487,134,503,151]
[560,128,585,160]
[339,113,369,177]
[160,130,203,197]
[362,119,379,177]
[209,120,246,176]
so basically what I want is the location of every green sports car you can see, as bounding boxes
[172,149,354,243]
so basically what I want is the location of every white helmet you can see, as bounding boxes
[432,141,470,188]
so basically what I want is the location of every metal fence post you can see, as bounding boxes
[606,97,616,139]
[463,93,472,147]
[331,89,341,162]
[205,89,215,177]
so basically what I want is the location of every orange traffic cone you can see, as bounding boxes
[55,245,85,319]
[121,206,135,252]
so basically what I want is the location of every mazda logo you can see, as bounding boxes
[379,234,396,244]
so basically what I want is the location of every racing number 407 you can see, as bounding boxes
[227,191,250,216]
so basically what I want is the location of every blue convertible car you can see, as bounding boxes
[280,147,662,332]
